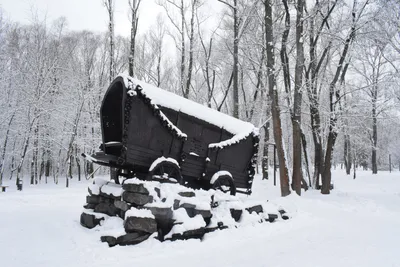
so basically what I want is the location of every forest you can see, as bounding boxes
[0,0,399,196]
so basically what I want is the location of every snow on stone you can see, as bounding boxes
[210,170,232,184]
[238,210,264,225]
[123,178,160,199]
[144,201,171,208]
[88,183,101,195]
[125,207,155,220]
[99,217,126,237]
[119,74,257,137]
[178,196,211,211]
[211,189,237,203]
[261,202,284,215]
[123,177,160,188]
[100,182,123,197]
[82,209,109,219]
[165,209,206,239]
[149,156,180,172]
[207,205,237,228]
[123,177,144,185]
[92,178,109,186]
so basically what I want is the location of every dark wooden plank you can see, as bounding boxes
[127,144,161,156]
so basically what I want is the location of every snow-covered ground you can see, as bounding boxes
[1,169,399,267]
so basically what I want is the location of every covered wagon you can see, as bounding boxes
[83,75,259,195]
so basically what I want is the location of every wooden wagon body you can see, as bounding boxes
[84,75,259,195]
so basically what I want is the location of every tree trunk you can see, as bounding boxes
[232,0,239,118]
[105,0,115,82]
[372,90,378,174]
[128,0,140,77]
[321,4,356,194]
[262,122,270,180]
[45,150,51,184]
[76,146,81,182]
[321,130,337,194]
[344,134,352,175]
[291,0,305,195]
[185,0,197,99]
[265,0,290,197]
[30,159,34,185]
[9,139,17,180]
[304,1,335,189]
[66,99,85,187]
[0,113,15,185]
[16,114,38,190]
[301,131,312,187]
[180,0,186,98]
[32,122,39,184]
[39,148,45,183]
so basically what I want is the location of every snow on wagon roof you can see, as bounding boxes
[119,74,257,137]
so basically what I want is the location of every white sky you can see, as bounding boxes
[0,0,164,36]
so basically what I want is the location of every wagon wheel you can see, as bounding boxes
[110,167,121,184]
[212,174,236,196]
[148,161,183,184]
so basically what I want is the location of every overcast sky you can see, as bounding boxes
[0,0,164,36]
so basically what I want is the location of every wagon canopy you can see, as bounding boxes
[117,74,258,146]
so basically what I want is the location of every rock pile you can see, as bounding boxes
[80,178,289,247]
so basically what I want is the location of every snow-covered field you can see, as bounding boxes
[1,170,399,267]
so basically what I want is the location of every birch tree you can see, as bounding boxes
[104,0,115,82]
[128,0,142,77]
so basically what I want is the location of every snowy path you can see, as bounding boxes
[1,170,399,267]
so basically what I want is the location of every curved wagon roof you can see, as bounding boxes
[119,74,258,143]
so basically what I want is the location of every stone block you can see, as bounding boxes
[194,209,212,225]
[122,191,153,206]
[230,209,242,222]
[80,212,104,229]
[100,236,117,247]
[94,202,119,216]
[116,232,151,246]
[246,205,263,214]
[86,195,101,205]
[179,202,196,218]
[124,216,157,234]
[114,200,130,212]
[267,213,279,223]
[123,183,149,194]
[178,191,196,198]
[166,227,206,241]
[83,203,97,210]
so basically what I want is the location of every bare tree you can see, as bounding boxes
[218,0,239,118]
[128,0,142,77]
[157,0,188,97]
[353,38,395,174]
[104,0,115,82]
[264,0,290,197]
[321,0,368,194]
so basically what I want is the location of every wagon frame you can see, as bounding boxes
[83,75,259,195]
